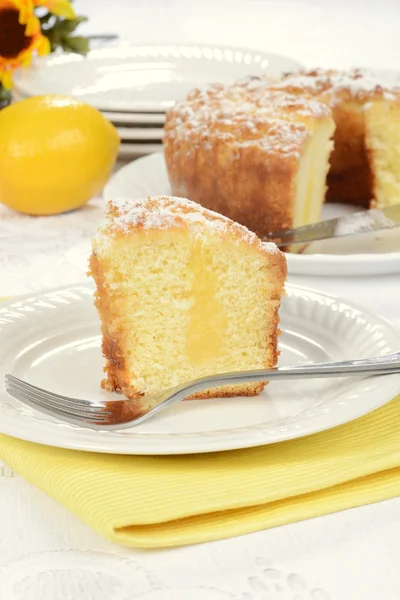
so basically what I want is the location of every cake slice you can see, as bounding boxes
[364,99,400,208]
[90,195,286,415]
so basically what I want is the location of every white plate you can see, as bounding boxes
[0,284,399,455]
[118,142,163,159]
[116,126,163,141]
[103,111,165,126]
[104,153,400,276]
[12,43,302,113]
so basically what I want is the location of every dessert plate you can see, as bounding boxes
[103,153,400,276]
[0,284,399,455]
[117,142,163,159]
[13,44,302,113]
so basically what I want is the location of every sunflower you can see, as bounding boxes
[0,0,76,89]
[34,0,76,19]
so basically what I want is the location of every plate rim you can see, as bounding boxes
[12,42,303,113]
[0,282,399,455]
[103,152,400,276]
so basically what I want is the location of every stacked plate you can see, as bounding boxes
[12,43,302,160]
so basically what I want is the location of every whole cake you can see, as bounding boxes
[164,68,400,237]
[164,85,335,236]
[90,195,286,413]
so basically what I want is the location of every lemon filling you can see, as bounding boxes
[186,241,227,367]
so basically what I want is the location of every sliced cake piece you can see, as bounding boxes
[364,99,400,208]
[89,195,286,415]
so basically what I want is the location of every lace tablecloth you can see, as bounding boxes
[0,199,104,296]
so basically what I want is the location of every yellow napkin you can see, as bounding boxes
[0,396,399,548]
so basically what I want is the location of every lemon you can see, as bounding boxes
[0,94,120,215]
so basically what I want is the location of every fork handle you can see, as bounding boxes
[183,351,400,395]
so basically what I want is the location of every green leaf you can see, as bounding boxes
[44,27,62,53]
[0,84,12,107]
[61,15,88,34]
[42,12,89,54]
[61,35,90,55]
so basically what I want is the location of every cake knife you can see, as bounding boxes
[264,204,400,247]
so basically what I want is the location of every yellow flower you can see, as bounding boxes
[10,0,40,35]
[0,0,50,89]
[33,0,76,19]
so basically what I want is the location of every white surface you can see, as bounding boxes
[1,284,398,454]
[76,0,400,72]
[13,43,301,112]
[104,153,400,276]
[1,1,400,597]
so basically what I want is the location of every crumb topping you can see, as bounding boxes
[94,195,280,255]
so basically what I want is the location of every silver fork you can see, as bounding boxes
[4,352,400,431]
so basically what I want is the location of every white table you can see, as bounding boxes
[1,1,400,598]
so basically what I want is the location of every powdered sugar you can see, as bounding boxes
[166,103,312,158]
[334,208,395,236]
[165,67,400,162]
[275,67,400,103]
[94,195,280,256]
[164,78,331,159]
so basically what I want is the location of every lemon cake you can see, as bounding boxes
[364,99,400,208]
[89,195,286,415]
[164,85,335,236]
[271,68,400,207]
[164,68,400,237]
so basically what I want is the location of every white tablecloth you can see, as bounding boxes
[1,1,400,598]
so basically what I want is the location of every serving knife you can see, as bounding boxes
[264,204,400,247]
